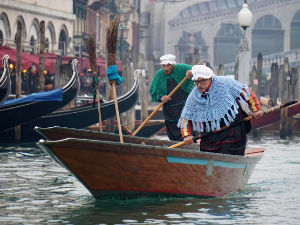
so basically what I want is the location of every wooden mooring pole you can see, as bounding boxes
[270,63,278,107]
[39,21,45,92]
[280,58,292,139]
[14,21,22,145]
[121,50,135,132]
[137,53,148,122]
[251,65,259,138]
[251,53,263,138]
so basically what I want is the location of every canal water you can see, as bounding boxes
[0,135,300,224]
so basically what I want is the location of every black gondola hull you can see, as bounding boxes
[0,55,11,104]
[0,78,138,143]
[0,60,79,134]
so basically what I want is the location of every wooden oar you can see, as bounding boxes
[105,16,123,143]
[87,35,102,132]
[169,99,298,148]
[95,79,103,132]
[112,80,123,143]
[130,76,189,136]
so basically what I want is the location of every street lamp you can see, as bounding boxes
[186,43,195,64]
[194,46,202,64]
[187,43,195,55]
[237,0,252,85]
[238,1,253,36]
[188,31,195,42]
[118,9,129,60]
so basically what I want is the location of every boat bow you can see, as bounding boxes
[0,55,11,104]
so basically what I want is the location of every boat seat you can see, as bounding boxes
[245,148,265,157]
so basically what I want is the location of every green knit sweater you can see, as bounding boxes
[149,64,194,102]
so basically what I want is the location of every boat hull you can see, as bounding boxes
[0,76,138,143]
[0,60,79,134]
[251,102,300,130]
[36,127,264,199]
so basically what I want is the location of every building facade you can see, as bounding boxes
[140,0,300,70]
[0,0,75,55]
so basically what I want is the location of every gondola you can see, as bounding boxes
[251,101,300,130]
[0,73,138,143]
[0,55,11,104]
[0,59,79,134]
[36,126,264,199]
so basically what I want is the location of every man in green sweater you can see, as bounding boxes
[149,54,194,141]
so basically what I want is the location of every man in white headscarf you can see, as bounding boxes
[178,65,262,156]
[149,54,194,141]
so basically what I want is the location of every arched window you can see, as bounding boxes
[0,30,3,46]
[59,29,67,55]
[14,16,27,42]
[30,35,35,46]
[45,37,49,52]
[30,35,35,54]
[213,23,242,65]
[0,12,11,42]
[46,22,56,53]
[252,15,284,58]
[290,10,300,50]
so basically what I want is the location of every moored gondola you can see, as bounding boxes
[0,73,138,143]
[0,59,79,133]
[0,55,11,104]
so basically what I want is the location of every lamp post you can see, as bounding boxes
[188,31,195,42]
[118,9,129,61]
[187,43,195,65]
[194,46,202,65]
[237,1,252,85]
[186,31,195,64]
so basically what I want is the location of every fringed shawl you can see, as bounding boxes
[178,76,250,132]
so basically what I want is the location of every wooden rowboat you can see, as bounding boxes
[36,126,264,199]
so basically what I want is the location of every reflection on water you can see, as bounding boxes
[0,135,300,224]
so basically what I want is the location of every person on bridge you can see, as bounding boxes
[178,65,262,156]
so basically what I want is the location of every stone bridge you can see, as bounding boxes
[223,48,300,72]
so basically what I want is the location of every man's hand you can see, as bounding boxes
[161,95,171,103]
[252,110,263,119]
[184,136,194,145]
[186,70,192,79]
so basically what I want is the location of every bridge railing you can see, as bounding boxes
[223,48,300,72]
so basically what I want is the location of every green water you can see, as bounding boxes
[0,136,299,224]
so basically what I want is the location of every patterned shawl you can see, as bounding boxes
[178,76,250,132]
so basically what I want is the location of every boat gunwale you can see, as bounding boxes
[37,136,265,164]
[36,126,264,158]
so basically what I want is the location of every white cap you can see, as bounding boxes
[160,54,176,65]
[191,65,215,80]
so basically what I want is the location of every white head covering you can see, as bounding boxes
[191,65,215,80]
[160,54,176,65]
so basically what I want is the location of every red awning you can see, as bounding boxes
[0,46,56,74]
[0,46,123,76]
